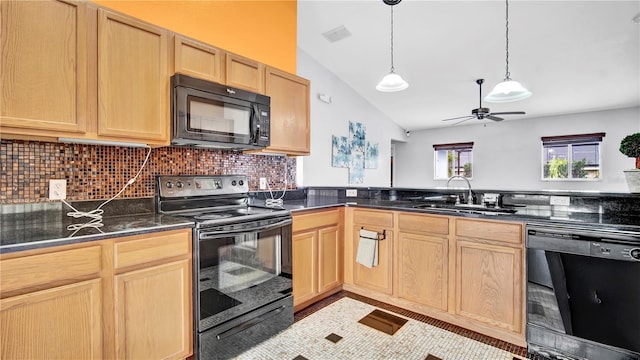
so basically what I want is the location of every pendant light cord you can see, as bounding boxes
[390,5,395,73]
[504,0,511,80]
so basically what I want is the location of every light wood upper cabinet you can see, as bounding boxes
[115,259,191,360]
[292,209,342,309]
[0,0,88,136]
[225,53,264,93]
[261,67,311,156]
[97,9,169,144]
[173,35,224,83]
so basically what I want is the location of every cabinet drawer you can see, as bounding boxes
[398,212,449,235]
[1,246,102,293]
[114,229,191,270]
[456,219,522,245]
[353,210,393,228]
[293,209,340,232]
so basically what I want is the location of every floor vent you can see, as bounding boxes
[358,309,408,335]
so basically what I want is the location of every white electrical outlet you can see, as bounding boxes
[259,178,267,190]
[346,189,357,197]
[49,179,67,200]
[550,195,570,206]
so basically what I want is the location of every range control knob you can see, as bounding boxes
[231,180,237,186]
[176,181,184,189]
[166,181,174,189]
[239,180,244,186]
[631,248,640,260]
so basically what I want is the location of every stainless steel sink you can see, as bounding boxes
[411,203,517,216]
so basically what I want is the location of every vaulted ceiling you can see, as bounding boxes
[298,0,640,130]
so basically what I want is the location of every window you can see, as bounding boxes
[541,133,604,180]
[434,142,473,179]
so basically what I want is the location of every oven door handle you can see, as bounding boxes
[215,305,287,341]
[199,218,292,239]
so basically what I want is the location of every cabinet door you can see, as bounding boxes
[318,225,342,293]
[225,53,264,93]
[0,0,87,135]
[97,9,168,144]
[292,230,317,306]
[263,67,310,155]
[174,35,224,83]
[398,232,448,311]
[115,259,191,360]
[0,279,102,359]
[353,225,393,294]
[455,240,523,332]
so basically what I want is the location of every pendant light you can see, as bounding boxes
[376,0,408,92]
[485,0,531,103]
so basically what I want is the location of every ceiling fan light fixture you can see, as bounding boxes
[376,71,409,92]
[376,0,408,92]
[485,79,532,103]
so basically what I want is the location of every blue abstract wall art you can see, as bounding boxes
[331,121,379,184]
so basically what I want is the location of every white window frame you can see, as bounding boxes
[433,142,474,180]
[541,133,604,182]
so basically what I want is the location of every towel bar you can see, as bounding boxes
[360,227,386,241]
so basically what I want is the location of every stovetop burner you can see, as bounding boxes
[194,213,235,221]
[156,175,291,228]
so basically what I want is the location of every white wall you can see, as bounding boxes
[296,48,406,187]
[394,107,640,192]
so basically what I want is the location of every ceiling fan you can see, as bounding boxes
[441,79,526,125]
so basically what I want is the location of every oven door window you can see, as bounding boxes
[198,226,292,331]
[187,95,251,137]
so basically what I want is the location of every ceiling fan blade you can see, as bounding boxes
[442,115,474,122]
[452,118,474,126]
[486,115,504,121]
[490,111,526,115]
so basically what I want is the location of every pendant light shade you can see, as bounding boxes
[485,0,531,103]
[484,79,531,103]
[376,0,408,92]
[376,72,409,92]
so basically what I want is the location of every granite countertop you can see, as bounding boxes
[252,197,640,234]
[0,210,194,254]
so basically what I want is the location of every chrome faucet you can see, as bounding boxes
[446,175,474,205]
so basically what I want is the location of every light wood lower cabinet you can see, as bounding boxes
[454,218,524,334]
[0,228,193,360]
[1,279,103,360]
[115,259,191,360]
[455,240,522,332]
[398,232,448,311]
[292,208,342,310]
[351,209,394,295]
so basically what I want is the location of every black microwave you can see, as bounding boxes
[170,73,270,149]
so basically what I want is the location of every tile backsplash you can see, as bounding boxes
[0,140,296,204]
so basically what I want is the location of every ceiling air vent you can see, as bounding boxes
[322,25,352,43]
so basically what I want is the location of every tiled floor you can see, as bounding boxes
[235,291,543,360]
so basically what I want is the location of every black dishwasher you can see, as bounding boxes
[526,223,640,360]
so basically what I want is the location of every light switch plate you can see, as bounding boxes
[259,178,267,190]
[550,195,570,206]
[346,189,358,197]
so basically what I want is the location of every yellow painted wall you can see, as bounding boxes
[93,0,297,73]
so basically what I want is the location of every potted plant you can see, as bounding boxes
[620,132,640,193]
